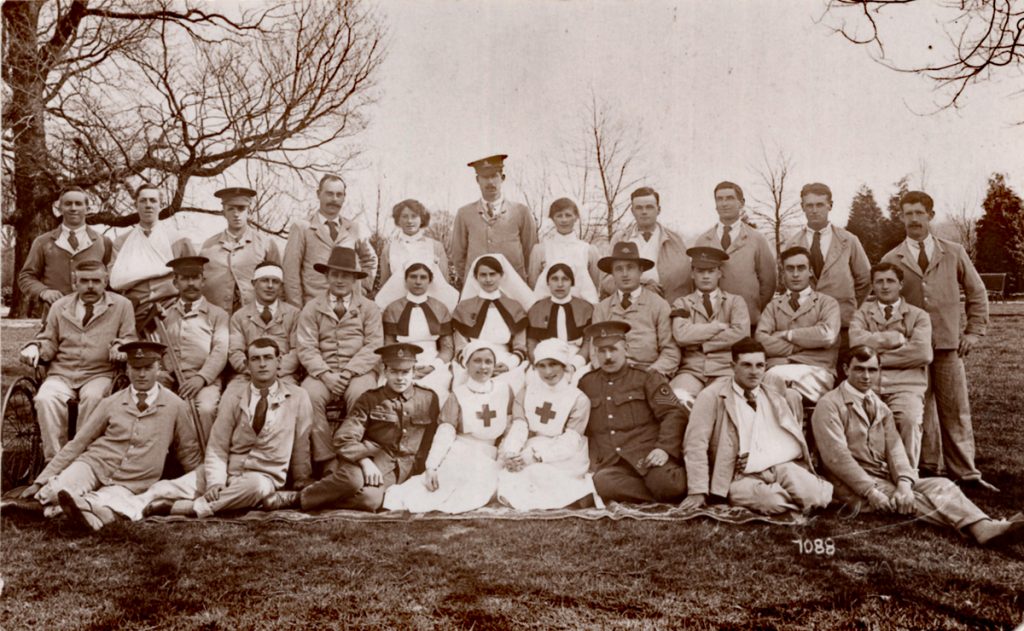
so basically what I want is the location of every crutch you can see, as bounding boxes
[152,310,207,454]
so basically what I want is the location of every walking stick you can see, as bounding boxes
[152,311,207,454]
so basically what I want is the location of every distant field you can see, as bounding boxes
[1,310,1022,629]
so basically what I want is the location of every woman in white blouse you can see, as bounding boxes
[377,198,453,292]
[527,197,601,303]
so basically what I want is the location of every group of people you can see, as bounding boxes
[9,154,1022,546]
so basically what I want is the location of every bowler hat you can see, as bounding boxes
[313,246,368,279]
[597,241,655,274]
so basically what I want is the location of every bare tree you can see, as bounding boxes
[946,196,981,262]
[747,145,804,258]
[2,0,386,314]
[821,1,1024,115]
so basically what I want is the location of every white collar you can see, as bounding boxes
[549,230,578,242]
[550,294,572,305]
[636,224,660,237]
[809,223,831,235]
[618,287,643,302]
[396,230,426,242]
[481,196,503,209]
[906,233,934,249]
[61,224,86,236]
[843,380,877,405]
[478,289,502,301]
[250,380,281,399]
[785,285,814,300]
[878,298,901,313]
[718,220,740,232]
[129,384,160,405]
[406,292,429,304]
[465,378,493,394]
[317,211,343,227]
[698,288,721,300]
[256,300,278,314]
[330,293,352,308]
[179,297,205,313]
[731,380,761,399]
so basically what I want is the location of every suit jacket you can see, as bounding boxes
[880,237,988,350]
[18,227,112,300]
[692,222,776,325]
[35,386,202,493]
[161,298,230,385]
[26,291,136,388]
[228,301,302,378]
[451,200,537,282]
[812,385,915,501]
[671,290,750,379]
[295,293,383,378]
[199,228,282,313]
[755,290,841,373]
[849,299,932,394]
[282,212,378,306]
[783,225,870,327]
[684,378,811,498]
[204,381,313,489]
[593,288,680,377]
[601,223,691,304]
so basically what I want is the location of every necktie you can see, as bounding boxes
[334,299,347,319]
[252,388,269,435]
[721,225,732,251]
[863,396,876,420]
[182,301,193,314]
[702,291,714,318]
[327,220,339,242]
[744,389,757,411]
[642,231,653,242]
[788,291,801,311]
[261,305,273,324]
[485,202,495,220]
[883,304,893,321]
[810,230,824,279]
[82,303,94,327]
[620,292,632,310]
[136,392,148,412]
[916,240,929,273]
[68,230,79,251]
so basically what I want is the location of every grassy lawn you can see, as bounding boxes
[2,312,1023,629]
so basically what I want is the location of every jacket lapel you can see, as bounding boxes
[309,213,334,247]
[926,238,945,275]
[895,241,922,279]
[820,226,846,274]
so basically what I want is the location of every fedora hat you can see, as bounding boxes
[313,246,368,279]
[597,241,655,274]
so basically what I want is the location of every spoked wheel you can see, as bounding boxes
[1,377,44,491]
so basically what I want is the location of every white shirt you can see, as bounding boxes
[630,225,661,283]
[786,285,814,307]
[715,221,740,243]
[247,380,283,423]
[329,293,352,315]
[905,234,935,261]
[842,380,881,423]
[805,224,833,259]
[255,300,278,317]
[732,381,803,474]
[480,197,506,218]
[616,287,643,308]
[129,384,160,409]
[56,225,92,255]
[877,298,901,319]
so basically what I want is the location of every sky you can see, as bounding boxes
[173,0,1022,242]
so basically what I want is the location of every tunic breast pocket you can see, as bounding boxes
[610,388,647,429]
[410,416,433,426]
[369,406,400,424]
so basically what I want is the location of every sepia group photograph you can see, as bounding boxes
[1,0,1022,629]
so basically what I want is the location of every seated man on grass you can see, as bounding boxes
[263,343,440,512]
[143,338,314,518]
[682,337,833,515]
[812,345,1022,546]
[17,341,202,532]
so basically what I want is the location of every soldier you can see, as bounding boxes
[451,153,537,283]
[600,187,690,303]
[17,341,202,532]
[849,263,932,469]
[295,246,383,466]
[265,343,439,511]
[199,186,282,314]
[690,181,776,327]
[682,338,832,515]
[108,184,194,316]
[592,242,679,379]
[18,186,112,315]
[578,321,688,504]
[282,174,377,306]
[19,260,136,460]
[813,346,1021,545]
[880,191,992,489]
[755,246,841,403]
[159,256,230,441]
[144,338,314,518]
[668,247,750,406]
[227,261,302,390]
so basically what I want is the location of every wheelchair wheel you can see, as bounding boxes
[1,376,45,490]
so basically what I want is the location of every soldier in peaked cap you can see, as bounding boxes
[200,185,281,315]
[264,342,440,512]
[160,255,229,442]
[20,338,202,532]
[668,246,751,406]
[451,153,537,283]
[578,320,689,504]
[295,246,384,466]
[592,242,680,379]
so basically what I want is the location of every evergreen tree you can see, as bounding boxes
[845,184,887,263]
[879,176,911,256]
[975,173,1024,293]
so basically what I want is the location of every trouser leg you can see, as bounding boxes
[643,460,688,502]
[302,376,335,462]
[37,461,100,506]
[34,376,74,461]
[728,470,795,514]
[194,384,222,443]
[194,472,277,517]
[592,461,655,503]
[669,373,706,409]
[930,351,981,481]
[345,372,378,411]
[76,376,112,436]
[883,390,925,471]
[771,461,832,510]
[300,460,390,511]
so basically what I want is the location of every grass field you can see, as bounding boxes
[1,311,1023,630]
